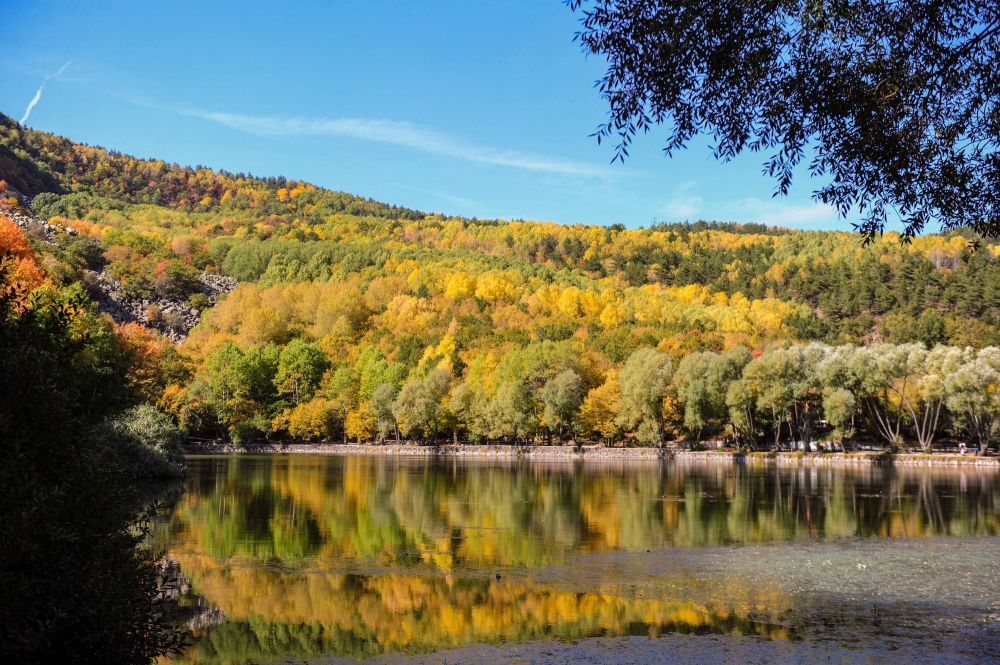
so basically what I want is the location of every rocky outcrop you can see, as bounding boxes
[87,269,236,342]
[2,184,237,342]
[2,185,76,242]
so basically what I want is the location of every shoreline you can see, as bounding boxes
[181,442,1000,466]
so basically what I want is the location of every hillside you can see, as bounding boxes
[3,111,1000,449]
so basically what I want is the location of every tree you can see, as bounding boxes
[205,342,280,437]
[394,380,431,441]
[0,241,185,662]
[817,344,898,449]
[726,376,758,450]
[448,382,475,443]
[616,348,672,445]
[823,388,857,443]
[275,339,329,404]
[570,1,1000,239]
[423,367,452,441]
[580,371,622,444]
[153,260,200,300]
[326,366,360,444]
[676,346,752,445]
[903,345,968,451]
[740,349,799,451]
[355,346,407,400]
[541,369,583,443]
[946,347,1000,454]
[473,382,534,443]
[370,382,400,443]
[90,404,187,478]
[276,397,333,441]
[393,368,451,443]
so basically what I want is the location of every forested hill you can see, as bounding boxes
[5,109,1000,447]
[2,110,998,350]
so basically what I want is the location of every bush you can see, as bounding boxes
[154,261,201,300]
[186,292,210,311]
[230,415,270,445]
[91,405,187,478]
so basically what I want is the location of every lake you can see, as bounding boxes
[152,455,1000,664]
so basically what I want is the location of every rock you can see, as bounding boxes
[2,185,238,343]
[1,186,76,242]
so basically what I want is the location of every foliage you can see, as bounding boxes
[274,339,328,404]
[569,0,1000,239]
[370,383,399,442]
[616,348,673,444]
[541,369,583,441]
[90,404,186,478]
[0,219,185,663]
[7,117,1000,451]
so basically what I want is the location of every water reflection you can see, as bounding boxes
[153,456,1000,663]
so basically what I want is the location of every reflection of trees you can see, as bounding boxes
[158,457,1000,662]
[168,457,1000,571]
[168,558,792,663]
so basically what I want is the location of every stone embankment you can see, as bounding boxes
[181,442,1000,466]
[3,185,237,341]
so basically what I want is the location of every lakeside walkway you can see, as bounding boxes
[182,442,1000,467]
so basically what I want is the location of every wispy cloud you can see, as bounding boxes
[20,61,72,125]
[730,198,838,228]
[395,184,488,215]
[663,180,702,219]
[175,108,610,178]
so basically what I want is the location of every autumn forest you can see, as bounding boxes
[4,111,1000,453]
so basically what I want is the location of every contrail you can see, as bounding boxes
[20,61,72,125]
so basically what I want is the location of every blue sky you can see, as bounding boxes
[1,1,874,231]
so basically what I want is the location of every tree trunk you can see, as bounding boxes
[772,408,781,451]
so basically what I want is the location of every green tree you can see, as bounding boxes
[326,366,360,444]
[370,382,399,443]
[205,342,280,437]
[673,352,719,441]
[904,345,969,451]
[741,348,797,451]
[945,347,1000,454]
[393,368,451,443]
[822,388,857,443]
[90,404,186,478]
[541,369,583,443]
[275,339,329,404]
[615,348,673,445]
[471,382,534,443]
[355,346,407,400]
[674,347,752,445]
[448,382,475,444]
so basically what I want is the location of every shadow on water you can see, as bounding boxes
[147,455,1000,663]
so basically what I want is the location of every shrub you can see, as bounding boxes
[186,292,210,311]
[230,415,270,445]
[90,405,186,478]
[154,261,201,300]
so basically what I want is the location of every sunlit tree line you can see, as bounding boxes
[174,334,1000,451]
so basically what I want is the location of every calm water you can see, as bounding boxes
[152,455,1000,663]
